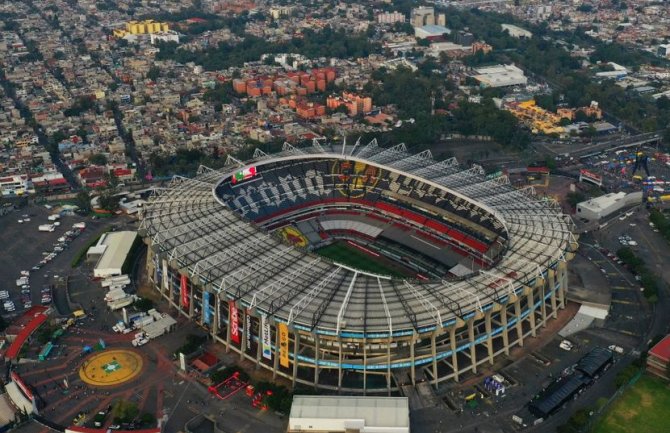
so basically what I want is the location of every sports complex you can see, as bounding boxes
[139,140,578,393]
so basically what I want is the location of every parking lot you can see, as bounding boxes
[0,204,287,433]
[0,204,114,317]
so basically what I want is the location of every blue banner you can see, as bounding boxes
[203,291,212,325]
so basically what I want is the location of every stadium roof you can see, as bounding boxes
[649,335,670,362]
[140,141,576,335]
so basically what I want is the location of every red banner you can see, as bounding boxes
[229,301,240,344]
[580,168,602,182]
[180,274,189,308]
[10,371,33,401]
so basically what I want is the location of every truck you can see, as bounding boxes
[132,315,154,330]
[38,224,55,232]
[104,288,127,302]
[112,321,130,333]
[101,275,130,288]
[107,295,137,311]
[72,222,86,229]
[132,333,149,347]
[16,277,29,287]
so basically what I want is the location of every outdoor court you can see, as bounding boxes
[79,349,144,387]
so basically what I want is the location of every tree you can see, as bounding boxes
[75,190,92,214]
[134,297,154,312]
[89,153,108,166]
[112,400,139,424]
[566,191,586,207]
[99,191,120,212]
[146,66,160,81]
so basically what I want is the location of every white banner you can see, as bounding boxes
[245,309,252,351]
[162,259,169,293]
[261,314,272,360]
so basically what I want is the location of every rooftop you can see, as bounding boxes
[289,395,409,428]
[649,335,670,362]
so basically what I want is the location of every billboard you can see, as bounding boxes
[229,301,240,344]
[245,309,252,351]
[278,322,289,368]
[180,274,189,308]
[261,315,272,360]
[231,166,257,184]
[162,259,168,293]
[579,169,603,186]
[203,291,212,325]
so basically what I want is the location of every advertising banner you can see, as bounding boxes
[162,259,168,293]
[245,309,252,351]
[203,292,212,325]
[180,274,189,308]
[278,322,289,368]
[229,301,240,344]
[261,315,272,360]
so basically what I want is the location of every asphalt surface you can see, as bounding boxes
[0,206,286,433]
[0,204,110,318]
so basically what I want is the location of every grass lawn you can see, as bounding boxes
[592,375,670,433]
[315,241,405,277]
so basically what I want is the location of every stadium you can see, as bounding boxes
[139,140,578,393]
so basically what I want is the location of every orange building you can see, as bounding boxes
[472,41,493,54]
[326,92,373,116]
[231,68,337,97]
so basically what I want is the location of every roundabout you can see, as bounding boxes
[78,349,144,387]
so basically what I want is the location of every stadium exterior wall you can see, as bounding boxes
[144,243,569,393]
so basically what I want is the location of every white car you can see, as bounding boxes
[608,345,624,354]
[559,340,574,351]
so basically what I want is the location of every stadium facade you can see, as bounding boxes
[139,141,577,393]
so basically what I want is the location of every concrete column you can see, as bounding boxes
[338,338,343,392]
[314,337,320,387]
[386,337,392,396]
[431,332,438,388]
[200,291,207,325]
[484,311,494,365]
[188,278,195,319]
[550,273,558,320]
[255,322,262,370]
[239,308,247,362]
[500,307,510,355]
[363,341,367,395]
[468,319,477,374]
[410,335,416,386]
[539,280,547,328]
[450,326,459,382]
[514,298,524,347]
[527,289,537,337]
[292,331,300,386]
[225,298,231,353]
[558,264,567,308]
[273,323,279,380]
[212,293,219,337]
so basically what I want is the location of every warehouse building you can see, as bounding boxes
[473,64,527,88]
[89,231,138,278]
[575,191,643,221]
[288,396,409,433]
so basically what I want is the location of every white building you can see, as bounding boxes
[377,11,405,24]
[149,31,180,44]
[0,175,34,196]
[501,24,532,39]
[473,64,527,88]
[414,24,450,40]
[288,396,410,433]
[576,191,643,220]
[89,231,138,278]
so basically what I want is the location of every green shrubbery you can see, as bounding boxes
[616,247,659,303]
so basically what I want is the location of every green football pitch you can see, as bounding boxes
[592,374,670,433]
[315,241,406,278]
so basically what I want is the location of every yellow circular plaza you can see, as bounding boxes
[79,349,144,387]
